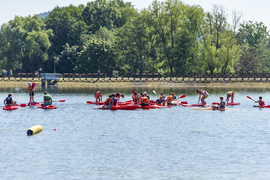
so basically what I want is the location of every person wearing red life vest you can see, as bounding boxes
[95,91,102,102]
[254,96,265,108]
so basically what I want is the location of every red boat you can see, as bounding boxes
[40,105,57,109]
[3,106,18,110]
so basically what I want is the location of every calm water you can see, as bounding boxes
[1,86,270,180]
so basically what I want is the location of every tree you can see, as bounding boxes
[75,37,117,73]
[0,15,52,72]
[45,5,86,62]
[82,0,131,34]
[57,43,79,73]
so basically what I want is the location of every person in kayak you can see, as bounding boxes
[156,92,165,105]
[143,91,150,100]
[28,82,35,103]
[43,92,52,106]
[225,91,234,104]
[115,92,124,102]
[95,91,102,102]
[166,93,173,105]
[132,92,139,104]
[103,95,112,108]
[172,92,177,100]
[254,96,265,108]
[111,94,118,106]
[212,97,226,110]
[140,94,149,107]
[197,89,209,105]
[4,93,16,106]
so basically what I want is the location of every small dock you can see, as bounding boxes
[41,73,61,87]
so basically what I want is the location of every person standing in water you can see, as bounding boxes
[225,91,234,104]
[28,82,35,104]
[196,89,209,105]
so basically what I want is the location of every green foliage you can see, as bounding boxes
[75,37,117,73]
[0,0,270,74]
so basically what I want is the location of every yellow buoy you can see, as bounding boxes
[27,125,43,136]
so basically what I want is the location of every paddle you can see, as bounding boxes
[16,104,27,107]
[132,90,136,94]
[179,95,186,99]
[54,100,65,102]
[246,96,256,102]
[152,90,159,98]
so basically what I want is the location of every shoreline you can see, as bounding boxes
[0,80,270,88]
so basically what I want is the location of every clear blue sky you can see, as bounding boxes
[1,0,270,30]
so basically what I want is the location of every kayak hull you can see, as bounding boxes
[41,105,57,109]
[96,104,171,110]
[3,106,18,110]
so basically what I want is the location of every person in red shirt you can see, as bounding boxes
[254,96,265,108]
[95,91,102,102]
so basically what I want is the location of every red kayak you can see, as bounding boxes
[87,101,105,105]
[40,105,57,109]
[87,100,133,106]
[96,104,140,110]
[3,106,18,110]
[253,105,270,108]
[96,104,171,110]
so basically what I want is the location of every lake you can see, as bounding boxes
[1,86,270,180]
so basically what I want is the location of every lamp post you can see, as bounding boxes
[54,56,59,73]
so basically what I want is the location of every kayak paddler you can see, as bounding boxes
[166,93,173,105]
[28,82,35,103]
[254,96,265,108]
[115,92,124,102]
[140,94,149,107]
[156,92,165,105]
[212,97,225,110]
[132,92,139,104]
[103,95,112,108]
[111,94,117,106]
[197,89,209,105]
[43,92,52,106]
[4,93,16,106]
[225,91,234,104]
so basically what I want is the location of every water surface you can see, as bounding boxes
[1,87,270,180]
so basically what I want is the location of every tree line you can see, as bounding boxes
[0,0,269,75]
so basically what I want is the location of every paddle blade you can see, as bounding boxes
[132,90,135,94]
[246,96,252,99]
[20,104,27,107]
[152,90,157,95]
[87,101,93,104]
[59,100,65,102]
[179,95,186,98]
[264,105,270,108]
[212,102,220,105]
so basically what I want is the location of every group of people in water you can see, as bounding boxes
[95,89,265,110]
[3,82,53,107]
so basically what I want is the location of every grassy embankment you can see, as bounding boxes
[0,78,270,88]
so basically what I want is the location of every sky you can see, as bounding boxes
[1,0,270,29]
